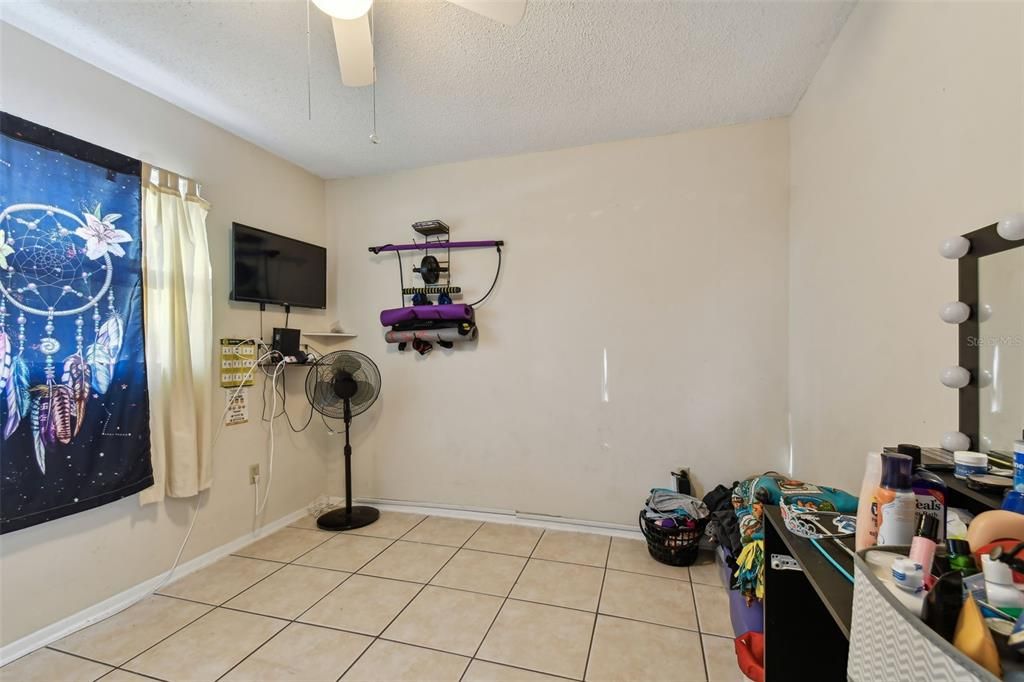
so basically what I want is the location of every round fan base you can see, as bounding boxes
[316,506,380,531]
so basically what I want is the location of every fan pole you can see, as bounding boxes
[343,398,353,516]
[316,397,381,531]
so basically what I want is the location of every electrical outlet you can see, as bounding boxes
[249,464,260,484]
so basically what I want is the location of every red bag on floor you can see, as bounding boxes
[734,631,764,682]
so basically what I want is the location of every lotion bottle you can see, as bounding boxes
[856,452,883,551]
[877,453,916,546]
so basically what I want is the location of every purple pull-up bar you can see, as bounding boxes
[368,240,503,254]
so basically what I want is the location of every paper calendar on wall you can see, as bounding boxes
[219,338,256,388]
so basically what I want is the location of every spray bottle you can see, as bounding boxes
[876,452,916,546]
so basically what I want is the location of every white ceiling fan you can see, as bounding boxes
[312,0,527,87]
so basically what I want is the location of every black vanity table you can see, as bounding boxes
[763,505,853,681]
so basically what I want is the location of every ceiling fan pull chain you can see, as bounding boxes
[306,0,312,120]
[369,3,380,144]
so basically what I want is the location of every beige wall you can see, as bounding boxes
[0,25,330,645]
[789,1,1024,492]
[326,119,791,525]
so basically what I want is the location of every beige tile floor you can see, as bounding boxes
[1,513,746,682]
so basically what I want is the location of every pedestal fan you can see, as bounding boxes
[305,350,382,531]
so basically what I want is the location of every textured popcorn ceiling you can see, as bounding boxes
[2,0,854,179]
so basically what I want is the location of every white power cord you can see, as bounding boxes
[35,338,299,657]
[29,339,300,656]
[153,337,273,591]
[254,357,287,519]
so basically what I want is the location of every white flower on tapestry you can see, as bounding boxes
[74,205,132,260]
[0,230,13,271]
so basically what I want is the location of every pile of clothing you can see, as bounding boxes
[730,473,857,603]
[644,488,709,526]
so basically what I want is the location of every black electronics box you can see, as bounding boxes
[272,327,301,358]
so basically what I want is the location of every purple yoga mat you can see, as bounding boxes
[380,304,474,327]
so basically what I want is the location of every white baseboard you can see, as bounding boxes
[0,503,311,666]
[355,496,643,539]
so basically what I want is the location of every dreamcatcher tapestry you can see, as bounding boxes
[0,113,152,534]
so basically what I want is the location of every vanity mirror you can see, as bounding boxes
[958,221,1024,455]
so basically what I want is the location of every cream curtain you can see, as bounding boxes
[139,165,214,504]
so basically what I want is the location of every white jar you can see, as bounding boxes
[954,451,988,480]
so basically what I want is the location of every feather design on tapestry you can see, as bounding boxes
[2,357,30,440]
[12,357,30,417]
[49,385,75,445]
[0,331,11,393]
[61,354,90,436]
[3,378,17,440]
[86,314,123,395]
[29,387,55,475]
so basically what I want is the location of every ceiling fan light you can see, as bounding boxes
[313,0,373,20]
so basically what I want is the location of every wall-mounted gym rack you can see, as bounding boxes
[368,220,504,356]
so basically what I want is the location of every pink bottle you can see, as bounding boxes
[909,513,939,577]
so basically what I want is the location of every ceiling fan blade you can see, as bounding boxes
[331,14,375,87]
[447,0,526,26]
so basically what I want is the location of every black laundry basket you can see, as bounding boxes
[639,510,707,567]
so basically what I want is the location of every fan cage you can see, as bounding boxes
[305,351,381,419]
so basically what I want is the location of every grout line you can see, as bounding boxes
[374,637,474,661]
[110,667,167,681]
[162,560,290,607]
[41,647,116,669]
[215,518,436,682]
[149,594,220,608]
[45,595,214,676]
[688,567,709,682]
[465,658,580,681]
[226,555,290,565]
[586,611,703,635]
[331,513,463,682]
[118,542,300,680]
[115,599,238,678]
[327,512,456,675]
[460,528,545,681]
[602,565,692,582]
[291,534,407,622]
[213,618,291,681]
[38,515,717,682]
[581,537,613,681]
[157,585,708,638]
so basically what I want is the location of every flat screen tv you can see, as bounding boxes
[231,223,327,309]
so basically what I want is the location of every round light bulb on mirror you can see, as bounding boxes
[997,212,1024,241]
[939,236,970,259]
[939,301,970,324]
[941,431,971,452]
[940,366,971,389]
[312,0,373,19]
[979,303,994,322]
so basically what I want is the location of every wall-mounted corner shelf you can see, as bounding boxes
[303,332,358,339]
